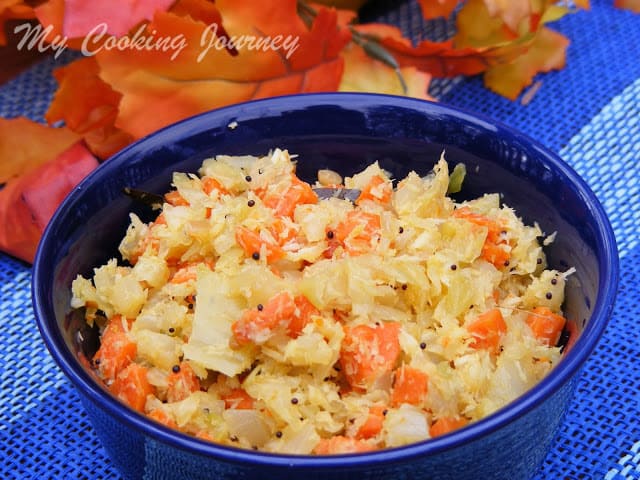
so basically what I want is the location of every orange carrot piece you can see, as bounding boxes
[481,241,510,268]
[526,306,566,347]
[468,308,507,354]
[148,409,178,429]
[323,225,342,258]
[231,309,262,345]
[314,436,375,455]
[235,225,285,263]
[231,292,317,345]
[335,210,381,242]
[130,226,161,265]
[110,363,154,413]
[391,365,429,407]
[334,210,381,256]
[154,213,167,225]
[231,292,296,345]
[166,362,201,403]
[356,175,392,205]
[492,289,500,304]
[332,309,350,324]
[261,174,318,218]
[453,207,510,268]
[169,258,215,283]
[269,218,298,246]
[195,430,215,441]
[221,388,255,410]
[356,405,386,440]
[288,294,320,338]
[201,176,228,195]
[339,322,401,389]
[429,417,468,438]
[93,315,137,382]
[170,266,198,284]
[164,190,189,206]
[452,207,501,237]
[281,175,318,217]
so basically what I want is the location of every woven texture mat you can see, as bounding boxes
[1,1,639,478]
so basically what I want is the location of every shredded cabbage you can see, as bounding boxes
[71,149,571,455]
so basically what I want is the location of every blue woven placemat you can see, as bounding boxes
[1,1,639,478]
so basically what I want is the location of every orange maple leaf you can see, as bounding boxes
[45,56,133,158]
[61,0,175,37]
[47,57,121,134]
[171,0,224,26]
[81,125,136,160]
[481,0,532,32]
[313,0,367,9]
[0,0,34,45]
[33,0,175,51]
[339,41,434,99]
[351,0,577,100]
[352,23,503,77]
[455,0,571,99]
[483,26,569,100]
[32,0,62,33]
[614,0,640,11]
[454,0,538,48]
[33,0,83,50]
[0,118,98,262]
[0,117,80,183]
[417,0,461,20]
[574,0,590,9]
[93,0,350,139]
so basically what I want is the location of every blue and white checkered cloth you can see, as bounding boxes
[1,1,639,478]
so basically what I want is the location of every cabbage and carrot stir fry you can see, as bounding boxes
[71,150,573,454]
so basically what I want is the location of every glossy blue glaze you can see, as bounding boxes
[32,93,618,480]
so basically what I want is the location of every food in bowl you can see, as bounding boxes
[70,148,573,454]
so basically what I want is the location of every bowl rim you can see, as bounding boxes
[32,92,619,469]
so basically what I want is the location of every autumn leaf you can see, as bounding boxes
[62,0,175,37]
[614,0,640,12]
[43,55,133,160]
[94,0,350,139]
[417,0,461,20]
[464,0,583,39]
[313,0,367,10]
[454,0,537,48]
[0,117,80,183]
[481,0,532,32]
[350,0,580,101]
[0,142,98,263]
[483,26,569,100]
[33,0,175,52]
[81,125,135,160]
[454,0,571,99]
[45,56,133,158]
[33,0,87,50]
[47,57,120,134]
[352,23,506,77]
[32,0,63,38]
[171,0,223,27]
[0,119,99,263]
[339,40,433,99]
[0,0,34,45]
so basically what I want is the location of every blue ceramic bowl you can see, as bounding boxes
[32,93,618,480]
